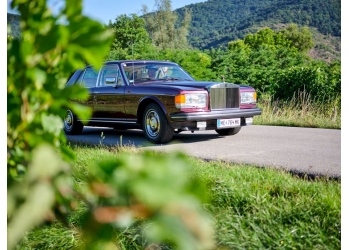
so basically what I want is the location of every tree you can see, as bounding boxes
[106,14,155,60]
[157,48,216,80]
[241,28,291,50]
[279,23,314,53]
[213,26,314,98]
[218,25,339,103]
[142,0,191,50]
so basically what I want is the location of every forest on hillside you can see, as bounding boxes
[175,0,340,50]
[7,0,341,61]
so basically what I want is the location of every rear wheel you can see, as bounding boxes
[215,127,241,136]
[63,110,84,135]
[142,103,173,144]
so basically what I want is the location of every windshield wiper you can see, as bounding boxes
[163,77,179,81]
[141,77,156,81]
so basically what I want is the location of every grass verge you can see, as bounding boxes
[254,91,341,129]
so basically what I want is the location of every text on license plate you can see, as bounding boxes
[217,118,240,128]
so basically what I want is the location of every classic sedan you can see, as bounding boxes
[64,60,262,144]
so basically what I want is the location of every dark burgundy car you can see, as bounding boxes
[64,60,262,144]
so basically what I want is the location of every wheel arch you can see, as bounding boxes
[137,96,171,127]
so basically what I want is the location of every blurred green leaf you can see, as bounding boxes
[41,114,64,137]
[79,151,215,249]
[7,144,66,250]
[68,102,92,122]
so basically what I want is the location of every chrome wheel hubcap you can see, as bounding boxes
[145,109,160,138]
[64,110,74,131]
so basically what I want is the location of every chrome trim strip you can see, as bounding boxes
[78,119,137,124]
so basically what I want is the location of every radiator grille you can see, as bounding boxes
[210,87,240,109]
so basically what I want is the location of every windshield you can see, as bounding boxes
[121,62,195,84]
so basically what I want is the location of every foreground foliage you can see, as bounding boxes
[7,0,213,249]
[7,0,113,248]
[17,146,341,250]
[16,149,214,249]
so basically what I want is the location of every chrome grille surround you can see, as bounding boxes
[209,83,240,110]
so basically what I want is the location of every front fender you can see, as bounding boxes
[137,95,176,125]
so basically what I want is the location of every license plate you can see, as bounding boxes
[217,118,240,128]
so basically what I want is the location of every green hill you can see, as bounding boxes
[176,0,340,61]
[8,0,341,62]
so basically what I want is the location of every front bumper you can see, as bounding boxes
[170,108,262,122]
[169,108,262,131]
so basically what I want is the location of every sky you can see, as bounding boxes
[7,0,207,24]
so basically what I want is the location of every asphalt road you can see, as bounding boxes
[66,125,341,178]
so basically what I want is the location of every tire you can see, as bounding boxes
[215,127,241,136]
[142,103,173,144]
[63,110,84,135]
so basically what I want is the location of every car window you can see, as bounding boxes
[123,65,148,83]
[79,68,98,88]
[98,66,123,87]
[122,63,194,84]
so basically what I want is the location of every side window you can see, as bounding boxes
[99,66,124,87]
[79,68,98,88]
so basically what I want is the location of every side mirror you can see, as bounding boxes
[105,77,116,85]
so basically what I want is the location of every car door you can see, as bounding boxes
[92,65,126,121]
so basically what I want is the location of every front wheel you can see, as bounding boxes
[142,103,173,144]
[215,127,241,136]
[63,110,84,135]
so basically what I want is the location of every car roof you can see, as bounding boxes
[83,60,180,70]
[104,60,178,65]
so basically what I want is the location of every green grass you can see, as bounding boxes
[190,159,340,250]
[17,145,341,250]
[254,91,341,129]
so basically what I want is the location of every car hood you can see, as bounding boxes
[136,80,255,91]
